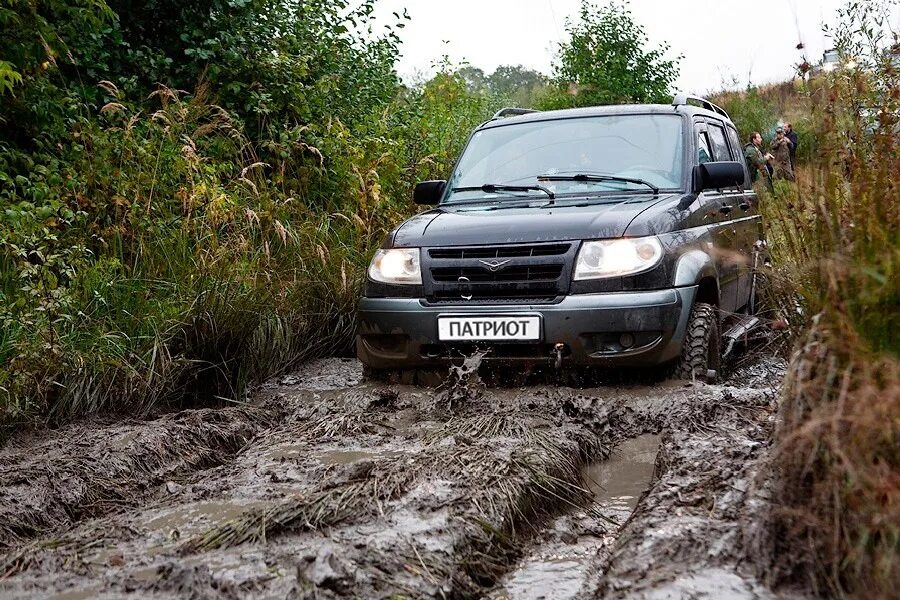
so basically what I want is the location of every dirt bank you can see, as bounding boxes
[0,356,789,598]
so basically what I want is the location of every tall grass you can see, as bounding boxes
[0,74,503,433]
[761,8,899,594]
[1,86,369,424]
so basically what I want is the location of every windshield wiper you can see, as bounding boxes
[459,200,547,212]
[450,183,555,199]
[536,173,659,195]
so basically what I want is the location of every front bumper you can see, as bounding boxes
[356,287,698,369]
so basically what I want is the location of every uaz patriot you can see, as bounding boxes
[357,95,766,383]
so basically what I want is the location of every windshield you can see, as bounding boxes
[445,114,684,202]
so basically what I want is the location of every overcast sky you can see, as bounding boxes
[371,0,895,94]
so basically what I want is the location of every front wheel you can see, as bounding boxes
[675,302,721,382]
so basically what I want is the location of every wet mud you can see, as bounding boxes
[0,355,789,598]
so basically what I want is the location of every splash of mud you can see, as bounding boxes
[439,348,489,408]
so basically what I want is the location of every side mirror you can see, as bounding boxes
[413,180,446,205]
[692,161,745,193]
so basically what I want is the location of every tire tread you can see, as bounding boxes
[675,302,721,382]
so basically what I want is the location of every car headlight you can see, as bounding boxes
[368,248,422,284]
[574,237,663,280]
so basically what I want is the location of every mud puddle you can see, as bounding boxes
[0,356,788,599]
[582,434,661,513]
[139,499,270,540]
[495,435,662,600]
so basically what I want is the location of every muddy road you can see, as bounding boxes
[0,357,788,599]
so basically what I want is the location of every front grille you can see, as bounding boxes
[431,265,563,283]
[424,242,574,302]
[429,244,570,260]
[430,285,561,301]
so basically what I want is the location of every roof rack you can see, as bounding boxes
[672,93,730,120]
[491,107,539,120]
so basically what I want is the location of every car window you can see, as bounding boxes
[697,131,712,164]
[725,125,751,186]
[708,124,733,161]
[445,114,685,200]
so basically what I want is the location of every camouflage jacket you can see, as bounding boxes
[769,137,793,165]
[744,143,766,169]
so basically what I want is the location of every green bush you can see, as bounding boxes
[1,0,396,426]
[712,88,780,147]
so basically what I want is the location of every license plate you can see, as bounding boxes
[437,315,541,341]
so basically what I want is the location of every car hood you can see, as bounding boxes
[391,195,677,247]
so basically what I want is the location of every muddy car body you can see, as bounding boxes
[357,95,764,379]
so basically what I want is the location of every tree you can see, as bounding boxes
[457,65,487,92]
[487,65,545,97]
[541,0,680,109]
[487,65,546,107]
[0,0,113,98]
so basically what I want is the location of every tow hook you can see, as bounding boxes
[553,343,565,370]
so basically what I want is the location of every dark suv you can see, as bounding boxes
[357,95,765,381]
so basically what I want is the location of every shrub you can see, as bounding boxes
[712,88,780,147]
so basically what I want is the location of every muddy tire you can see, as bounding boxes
[675,302,721,383]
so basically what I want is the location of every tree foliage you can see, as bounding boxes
[457,64,547,107]
[541,0,680,108]
[0,0,113,96]
[713,88,780,146]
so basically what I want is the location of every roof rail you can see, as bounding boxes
[491,107,539,120]
[672,93,730,120]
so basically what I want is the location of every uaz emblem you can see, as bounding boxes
[478,259,512,272]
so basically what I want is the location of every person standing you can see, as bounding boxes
[785,123,799,169]
[744,132,774,190]
[769,126,795,181]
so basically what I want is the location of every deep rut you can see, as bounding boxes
[0,356,786,599]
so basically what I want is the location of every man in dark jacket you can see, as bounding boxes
[785,123,799,169]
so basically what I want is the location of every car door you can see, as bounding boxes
[705,120,747,311]
[723,123,761,310]
[694,120,740,312]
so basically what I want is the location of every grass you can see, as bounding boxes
[2,220,366,430]
[0,75,500,435]
[758,49,899,596]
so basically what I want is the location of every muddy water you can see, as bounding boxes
[582,434,661,512]
[496,435,662,600]
[0,356,787,599]
[140,499,269,539]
